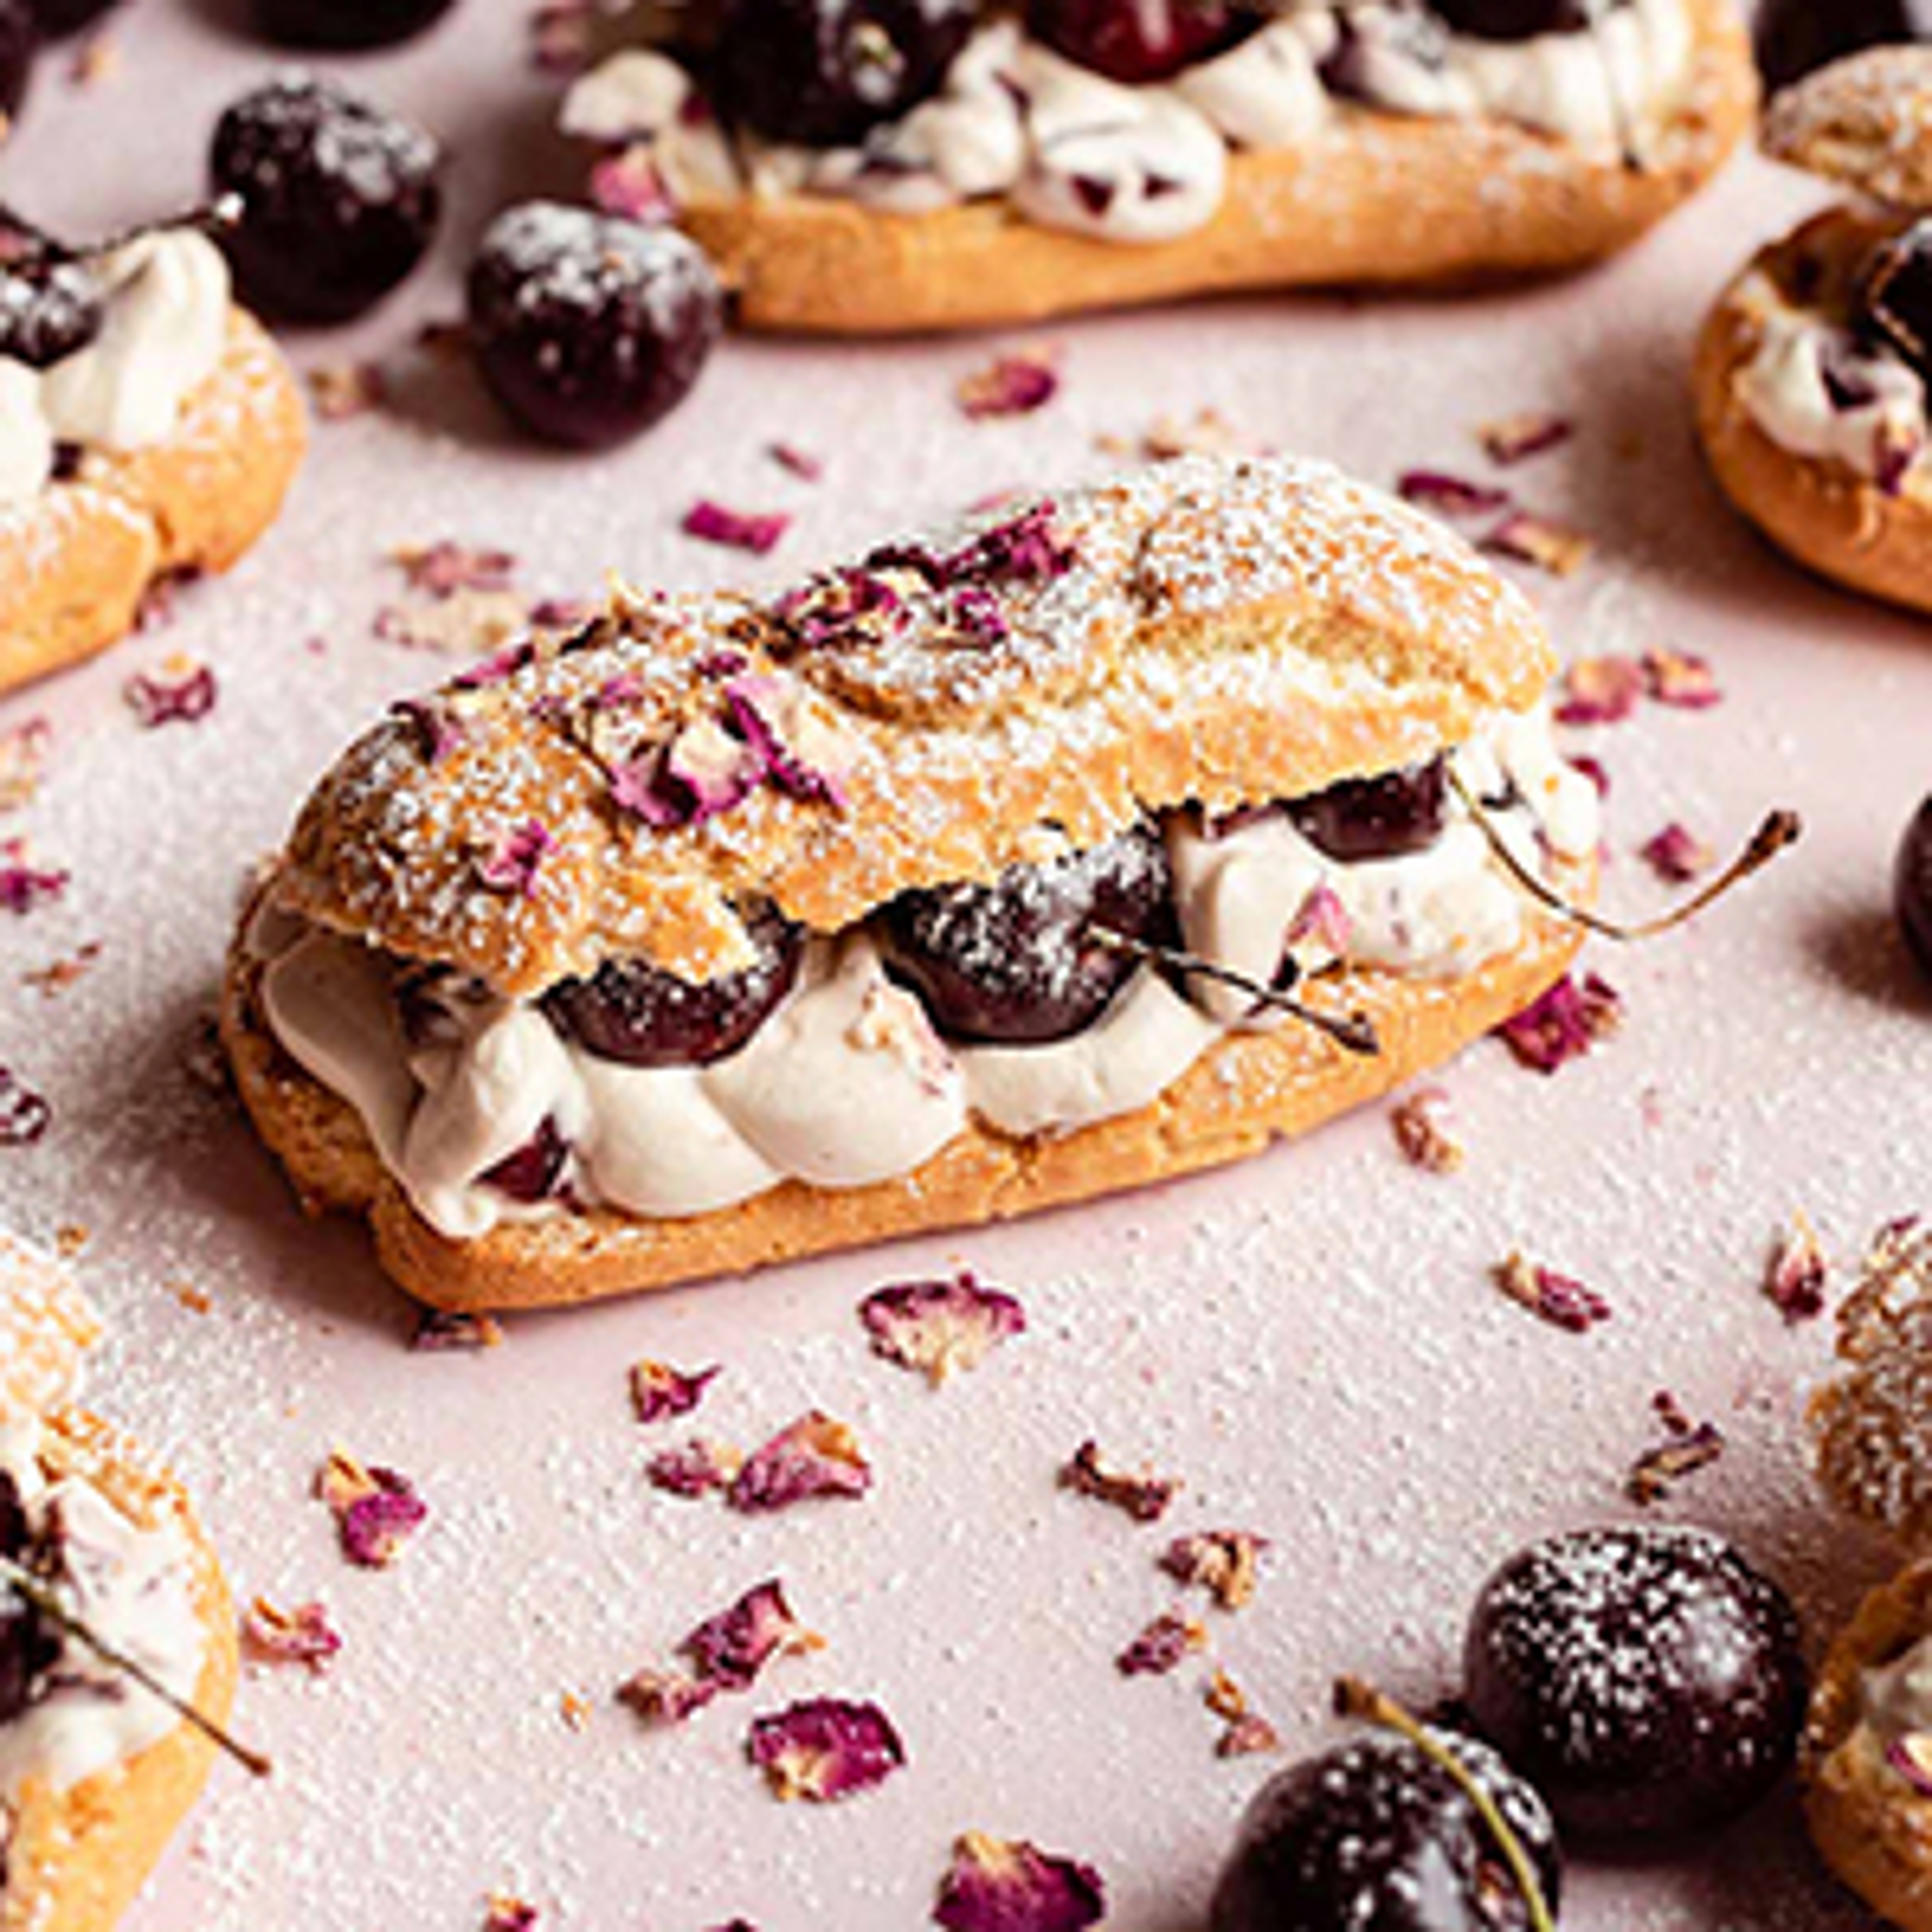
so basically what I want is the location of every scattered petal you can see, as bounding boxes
[1555,655,1643,727]
[1495,1249,1612,1334]
[1483,510,1593,577]
[630,1359,720,1424]
[394,540,519,599]
[590,145,676,223]
[1161,1530,1269,1611]
[0,718,51,813]
[1478,412,1574,465]
[1116,1610,1207,1677]
[683,500,791,555]
[21,940,103,999]
[0,840,67,916]
[0,1068,50,1147]
[1390,1087,1465,1174]
[769,441,824,481]
[723,673,853,810]
[729,1412,872,1513]
[242,1597,343,1672]
[617,1664,721,1726]
[1643,646,1723,709]
[1217,1712,1282,1758]
[389,697,467,767]
[934,1831,1106,1932]
[684,1579,823,1688]
[1396,471,1512,519]
[478,819,554,898]
[307,359,388,421]
[859,1271,1026,1387]
[1062,1439,1180,1524]
[956,346,1061,420]
[646,1438,743,1499]
[1627,1391,1725,1504]
[611,717,763,830]
[1570,754,1611,796]
[1495,972,1622,1074]
[747,1697,905,1803]
[1640,821,1715,883]
[483,1896,539,1932]
[1286,880,1351,955]
[316,1451,428,1569]
[124,657,217,728]
[1765,1211,1829,1326]
[412,1310,504,1352]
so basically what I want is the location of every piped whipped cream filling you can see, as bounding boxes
[257,710,1597,1241]
[1732,269,1928,491]
[0,1419,204,1798]
[0,230,232,509]
[564,0,1694,247]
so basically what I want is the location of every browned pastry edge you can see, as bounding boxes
[0,307,307,697]
[219,888,1585,1312]
[2,1408,235,1932]
[1806,1560,1932,1931]
[1764,45,1932,212]
[680,0,1756,334]
[1695,205,1932,619]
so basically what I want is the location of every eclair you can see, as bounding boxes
[0,1231,237,1932]
[0,223,307,693]
[558,0,1755,334]
[222,454,1602,1312]
[1696,48,1932,617]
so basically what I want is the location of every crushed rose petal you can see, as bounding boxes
[934,1831,1106,1932]
[1643,646,1722,709]
[859,1271,1026,1387]
[1627,1391,1725,1504]
[0,1068,50,1147]
[0,839,67,916]
[1483,510,1593,577]
[1496,972,1622,1074]
[0,718,50,813]
[316,1450,428,1568]
[1390,1087,1465,1174]
[630,1358,720,1424]
[729,1412,871,1513]
[21,940,103,999]
[723,674,850,808]
[1478,412,1574,465]
[1495,1249,1612,1334]
[1887,1735,1932,1797]
[1766,1211,1829,1325]
[747,1697,905,1803]
[124,658,217,728]
[307,359,388,421]
[1396,471,1512,519]
[617,1663,721,1726]
[1555,655,1644,727]
[646,1438,743,1499]
[1162,1530,1269,1611]
[1640,822,1715,883]
[956,346,1061,420]
[684,1579,823,1688]
[590,145,676,222]
[412,1309,504,1352]
[683,500,790,555]
[478,818,553,898]
[769,441,824,481]
[1218,1712,1282,1758]
[483,1893,540,1932]
[1116,1610,1207,1677]
[242,1597,343,1672]
[390,696,466,767]
[394,540,518,598]
[1062,1439,1180,1524]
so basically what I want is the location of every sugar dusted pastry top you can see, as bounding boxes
[271,455,1554,995]
[1764,46,1932,210]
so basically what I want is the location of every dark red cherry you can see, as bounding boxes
[543,905,802,1068]
[211,74,443,325]
[1463,1526,1807,1841]
[711,0,978,146]
[0,258,101,368]
[0,1474,57,1727]
[882,825,1176,1046]
[27,0,112,36]
[478,1115,570,1203]
[1288,755,1449,863]
[1858,220,1932,378]
[1755,0,1932,93]
[1430,0,1616,40]
[1896,795,1932,981]
[1025,0,1251,85]
[1210,1725,1561,1932]
[466,202,722,450]
[253,0,456,48]
[0,0,34,122]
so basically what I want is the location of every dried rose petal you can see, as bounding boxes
[1495,1249,1612,1334]
[1218,1712,1281,1758]
[21,941,102,999]
[869,501,1073,590]
[1483,510,1593,577]
[478,819,553,897]
[611,719,762,831]
[1161,1530,1269,1611]
[0,840,67,916]
[1495,972,1622,1074]
[390,697,466,767]
[1396,471,1512,519]
[483,1896,539,1932]
[1286,881,1351,955]
[124,658,217,728]
[956,347,1062,420]
[1627,1391,1725,1504]
[630,1359,720,1424]
[395,540,518,599]
[618,1663,721,1726]
[683,500,790,555]
[1888,1735,1932,1797]
[774,568,906,653]
[242,1597,343,1672]
[1555,655,1644,727]
[590,145,676,223]
[646,1438,743,1499]
[307,359,387,421]
[729,1412,871,1513]
[1063,1439,1180,1524]
[453,640,536,690]
[769,442,824,482]
[1478,412,1574,465]
[934,1831,1106,1932]
[0,1067,50,1146]
[747,1697,905,1803]
[1390,1087,1465,1175]
[1571,754,1611,796]
[1116,1609,1206,1677]
[1766,1212,1829,1325]
[0,717,51,813]
[684,1579,822,1688]
[723,675,850,809]
[413,1309,504,1352]
[316,1451,428,1569]
[1639,822,1715,884]
[1643,646,1723,709]
[859,1271,1026,1387]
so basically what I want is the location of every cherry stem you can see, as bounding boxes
[1333,1675,1557,1932]
[1449,769,1802,942]
[0,195,242,273]
[0,1555,272,1780]
[1087,925,1382,1057]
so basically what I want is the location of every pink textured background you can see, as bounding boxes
[0,4,1927,1925]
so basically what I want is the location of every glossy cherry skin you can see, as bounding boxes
[1858,220,1932,378]
[1025,0,1251,85]
[1430,0,1616,39]
[1463,1525,1808,1840]
[1896,795,1932,981]
[253,0,456,48]
[0,0,34,123]
[0,258,101,368]
[1288,756,1450,863]
[1210,1726,1562,1932]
